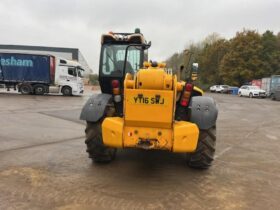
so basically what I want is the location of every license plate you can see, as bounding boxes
[129,95,167,105]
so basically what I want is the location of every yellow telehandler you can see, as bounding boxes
[80,29,218,169]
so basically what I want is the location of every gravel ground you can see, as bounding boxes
[0,89,279,210]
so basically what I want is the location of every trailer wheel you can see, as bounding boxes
[34,85,46,95]
[62,86,72,96]
[20,84,32,95]
[187,125,216,169]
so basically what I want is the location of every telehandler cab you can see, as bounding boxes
[80,29,218,169]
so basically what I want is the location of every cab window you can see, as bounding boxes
[101,44,141,76]
[68,67,77,77]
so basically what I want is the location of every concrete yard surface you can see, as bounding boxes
[0,90,280,210]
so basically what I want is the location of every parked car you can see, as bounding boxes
[238,85,266,98]
[209,85,220,92]
[216,85,230,93]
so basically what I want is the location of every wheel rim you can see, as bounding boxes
[21,86,30,94]
[63,88,71,95]
[36,87,43,93]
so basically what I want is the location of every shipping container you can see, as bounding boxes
[261,77,271,96]
[270,75,280,99]
[251,79,261,88]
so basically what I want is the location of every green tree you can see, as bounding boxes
[220,30,263,86]
[261,30,280,75]
[198,39,229,85]
[166,42,202,81]
[89,74,99,85]
[165,52,183,73]
[165,29,280,87]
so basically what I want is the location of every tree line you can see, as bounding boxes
[165,30,280,87]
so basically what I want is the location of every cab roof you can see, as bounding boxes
[101,32,146,45]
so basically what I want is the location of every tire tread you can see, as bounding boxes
[85,122,116,163]
[188,126,216,169]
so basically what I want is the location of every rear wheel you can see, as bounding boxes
[85,121,116,163]
[34,84,46,95]
[187,126,216,169]
[20,84,32,95]
[62,86,72,96]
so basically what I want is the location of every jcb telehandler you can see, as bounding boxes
[80,29,218,169]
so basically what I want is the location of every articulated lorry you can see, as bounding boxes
[0,52,84,96]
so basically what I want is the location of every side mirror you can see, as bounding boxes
[191,63,199,81]
[143,41,151,50]
[192,63,198,72]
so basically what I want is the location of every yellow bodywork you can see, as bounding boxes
[102,64,201,153]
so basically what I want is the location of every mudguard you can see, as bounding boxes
[80,93,112,122]
[189,96,218,130]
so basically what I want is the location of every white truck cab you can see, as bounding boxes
[50,58,85,96]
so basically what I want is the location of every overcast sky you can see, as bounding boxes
[0,0,279,72]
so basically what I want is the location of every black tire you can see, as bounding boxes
[62,86,72,96]
[187,126,216,169]
[85,121,116,163]
[238,92,242,97]
[20,84,32,95]
[249,93,253,98]
[34,85,46,95]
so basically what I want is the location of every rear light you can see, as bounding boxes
[111,80,120,88]
[180,83,193,107]
[183,91,191,98]
[180,99,188,106]
[185,83,193,91]
[111,80,121,103]
[113,88,120,95]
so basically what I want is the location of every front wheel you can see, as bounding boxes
[62,86,72,96]
[249,93,253,98]
[85,121,116,163]
[187,126,216,169]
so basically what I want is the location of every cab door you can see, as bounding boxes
[66,67,77,85]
